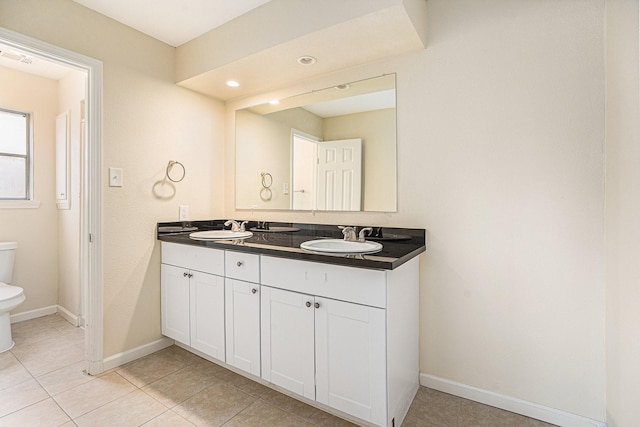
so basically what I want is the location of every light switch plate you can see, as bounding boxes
[179,205,189,221]
[109,168,123,187]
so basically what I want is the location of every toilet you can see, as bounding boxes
[0,242,25,352]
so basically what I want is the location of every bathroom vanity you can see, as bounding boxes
[157,220,425,427]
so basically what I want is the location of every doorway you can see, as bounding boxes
[0,27,103,374]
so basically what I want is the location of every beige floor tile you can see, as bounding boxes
[11,335,84,377]
[74,389,167,427]
[401,414,439,427]
[116,351,187,387]
[0,377,49,418]
[174,382,256,427]
[155,345,207,366]
[224,400,316,427]
[0,351,32,392]
[142,364,221,408]
[260,389,319,419]
[406,388,463,426]
[53,371,136,419]
[220,372,271,398]
[142,409,197,426]
[36,361,94,396]
[306,409,360,427]
[458,399,556,427]
[10,317,63,346]
[0,398,71,427]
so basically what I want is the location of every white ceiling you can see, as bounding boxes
[0,0,274,81]
[72,0,273,47]
[0,43,73,80]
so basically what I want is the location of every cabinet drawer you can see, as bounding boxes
[161,242,224,276]
[225,251,260,283]
[261,256,387,308]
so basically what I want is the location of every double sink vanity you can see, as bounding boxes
[157,220,425,427]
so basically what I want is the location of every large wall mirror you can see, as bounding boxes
[235,73,397,212]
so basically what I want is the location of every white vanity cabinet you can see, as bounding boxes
[160,242,225,362]
[224,251,261,377]
[260,255,419,427]
[160,240,420,427]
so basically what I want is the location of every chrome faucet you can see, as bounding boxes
[358,227,373,242]
[225,220,248,232]
[339,226,357,242]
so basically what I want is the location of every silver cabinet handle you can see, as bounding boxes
[237,261,243,267]
[251,288,257,294]
[305,301,312,308]
[183,272,188,277]
[314,302,320,309]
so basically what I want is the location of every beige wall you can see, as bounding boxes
[0,0,226,357]
[605,1,640,426]
[0,66,59,312]
[57,69,86,319]
[227,0,606,420]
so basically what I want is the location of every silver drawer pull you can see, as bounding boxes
[305,301,312,308]
[251,288,257,294]
[314,302,320,309]
[183,272,188,277]
[237,261,243,267]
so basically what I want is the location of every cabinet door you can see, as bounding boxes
[161,264,190,344]
[315,297,387,426]
[225,278,261,376]
[261,286,315,400]
[190,271,225,361]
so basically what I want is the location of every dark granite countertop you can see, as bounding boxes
[157,220,426,270]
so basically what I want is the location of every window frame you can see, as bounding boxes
[0,107,33,201]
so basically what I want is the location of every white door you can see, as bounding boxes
[315,297,387,426]
[261,286,315,400]
[225,278,261,376]
[316,138,362,211]
[160,264,190,344]
[190,271,225,361]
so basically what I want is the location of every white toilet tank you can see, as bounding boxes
[0,242,17,284]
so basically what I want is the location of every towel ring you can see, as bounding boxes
[261,172,273,189]
[260,187,272,201]
[166,160,185,183]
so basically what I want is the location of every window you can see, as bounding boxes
[0,108,31,200]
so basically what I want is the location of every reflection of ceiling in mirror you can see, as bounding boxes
[249,73,395,116]
[302,89,395,118]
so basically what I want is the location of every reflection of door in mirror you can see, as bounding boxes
[291,130,319,210]
[317,138,362,211]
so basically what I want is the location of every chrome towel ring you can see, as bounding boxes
[166,160,185,183]
[261,172,273,188]
[260,172,273,201]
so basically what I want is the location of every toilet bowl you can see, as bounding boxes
[0,242,25,352]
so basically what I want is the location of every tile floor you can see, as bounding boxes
[0,314,556,426]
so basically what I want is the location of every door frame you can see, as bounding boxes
[0,26,104,374]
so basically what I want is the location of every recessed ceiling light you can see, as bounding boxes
[269,99,280,105]
[335,84,350,90]
[226,80,240,87]
[297,55,317,66]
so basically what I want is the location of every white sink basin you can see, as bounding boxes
[300,239,383,254]
[189,230,253,240]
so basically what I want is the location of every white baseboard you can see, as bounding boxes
[420,374,606,427]
[56,305,79,327]
[102,337,174,372]
[10,305,57,323]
